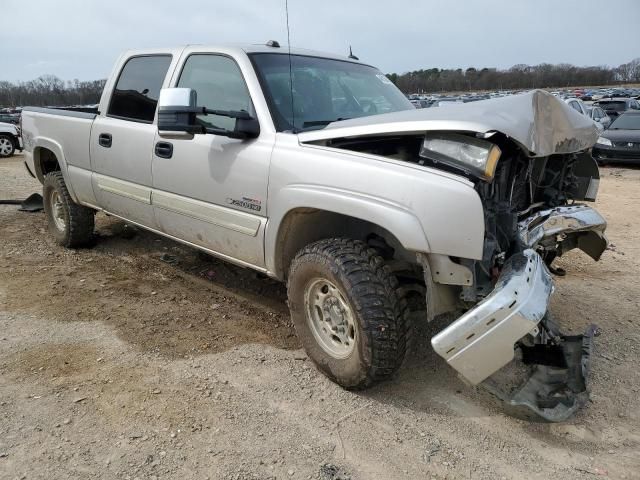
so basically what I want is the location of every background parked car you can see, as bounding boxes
[0,122,23,157]
[595,98,640,120]
[564,97,589,116]
[592,111,640,165]
[409,99,431,108]
[587,105,612,131]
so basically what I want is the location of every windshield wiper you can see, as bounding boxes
[302,118,351,127]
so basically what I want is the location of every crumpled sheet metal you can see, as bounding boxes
[298,90,600,157]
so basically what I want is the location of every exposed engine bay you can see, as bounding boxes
[322,131,606,299]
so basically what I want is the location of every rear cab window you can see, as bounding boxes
[108,55,173,123]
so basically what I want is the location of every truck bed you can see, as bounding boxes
[23,106,98,120]
[21,106,97,207]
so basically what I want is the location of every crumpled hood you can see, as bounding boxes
[298,90,599,157]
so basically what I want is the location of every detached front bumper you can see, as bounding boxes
[432,249,552,386]
[431,205,606,421]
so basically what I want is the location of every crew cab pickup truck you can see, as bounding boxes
[22,43,607,421]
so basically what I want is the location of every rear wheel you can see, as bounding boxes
[287,238,410,389]
[0,135,15,158]
[43,172,95,247]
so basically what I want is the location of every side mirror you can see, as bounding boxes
[234,116,260,138]
[158,88,201,135]
[157,87,260,139]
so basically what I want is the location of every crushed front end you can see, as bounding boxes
[306,90,609,420]
[422,120,607,421]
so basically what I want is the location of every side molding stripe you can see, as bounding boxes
[95,174,151,204]
[152,190,261,237]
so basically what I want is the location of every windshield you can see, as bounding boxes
[609,114,640,130]
[596,101,626,112]
[250,53,414,132]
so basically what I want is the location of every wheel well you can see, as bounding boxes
[33,147,61,183]
[275,208,418,280]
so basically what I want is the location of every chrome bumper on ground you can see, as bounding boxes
[431,249,552,385]
[431,204,606,421]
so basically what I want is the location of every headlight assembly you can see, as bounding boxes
[419,132,501,181]
[596,136,612,146]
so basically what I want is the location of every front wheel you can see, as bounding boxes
[287,238,410,389]
[0,135,15,158]
[43,172,95,248]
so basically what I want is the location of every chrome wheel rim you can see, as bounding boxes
[0,138,12,156]
[49,190,66,231]
[304,278,357,359]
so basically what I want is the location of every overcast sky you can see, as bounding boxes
[2,0,639,82]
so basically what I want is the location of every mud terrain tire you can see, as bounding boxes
[288,238,410,389]
[43,172,95,248]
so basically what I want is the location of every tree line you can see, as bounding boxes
[1,58,639,107]
[387,58,640,93]
[0,75,106,108]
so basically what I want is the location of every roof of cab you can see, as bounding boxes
[120,43,368,66]
[240,43,364,62]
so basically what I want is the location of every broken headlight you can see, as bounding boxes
[420,132,501,181]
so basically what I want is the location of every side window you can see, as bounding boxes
[177,54,254,131]
[569,101,582,113]
[108,55,172,122]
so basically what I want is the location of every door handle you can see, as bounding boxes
[98,133,112,148]
[155,141,173,159]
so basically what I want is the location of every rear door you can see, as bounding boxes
[151,51,273,269]
[90,54,174,227]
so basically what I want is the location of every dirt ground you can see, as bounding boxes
[1,154,639,480]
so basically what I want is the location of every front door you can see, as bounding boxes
[91,55,172,228]
[151,54,272,268]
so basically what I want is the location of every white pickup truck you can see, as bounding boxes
[22,43,607,421]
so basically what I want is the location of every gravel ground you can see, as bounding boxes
[1,154,639,480]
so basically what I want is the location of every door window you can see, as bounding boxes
[177,54,254,131]
[108,55,172,123]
